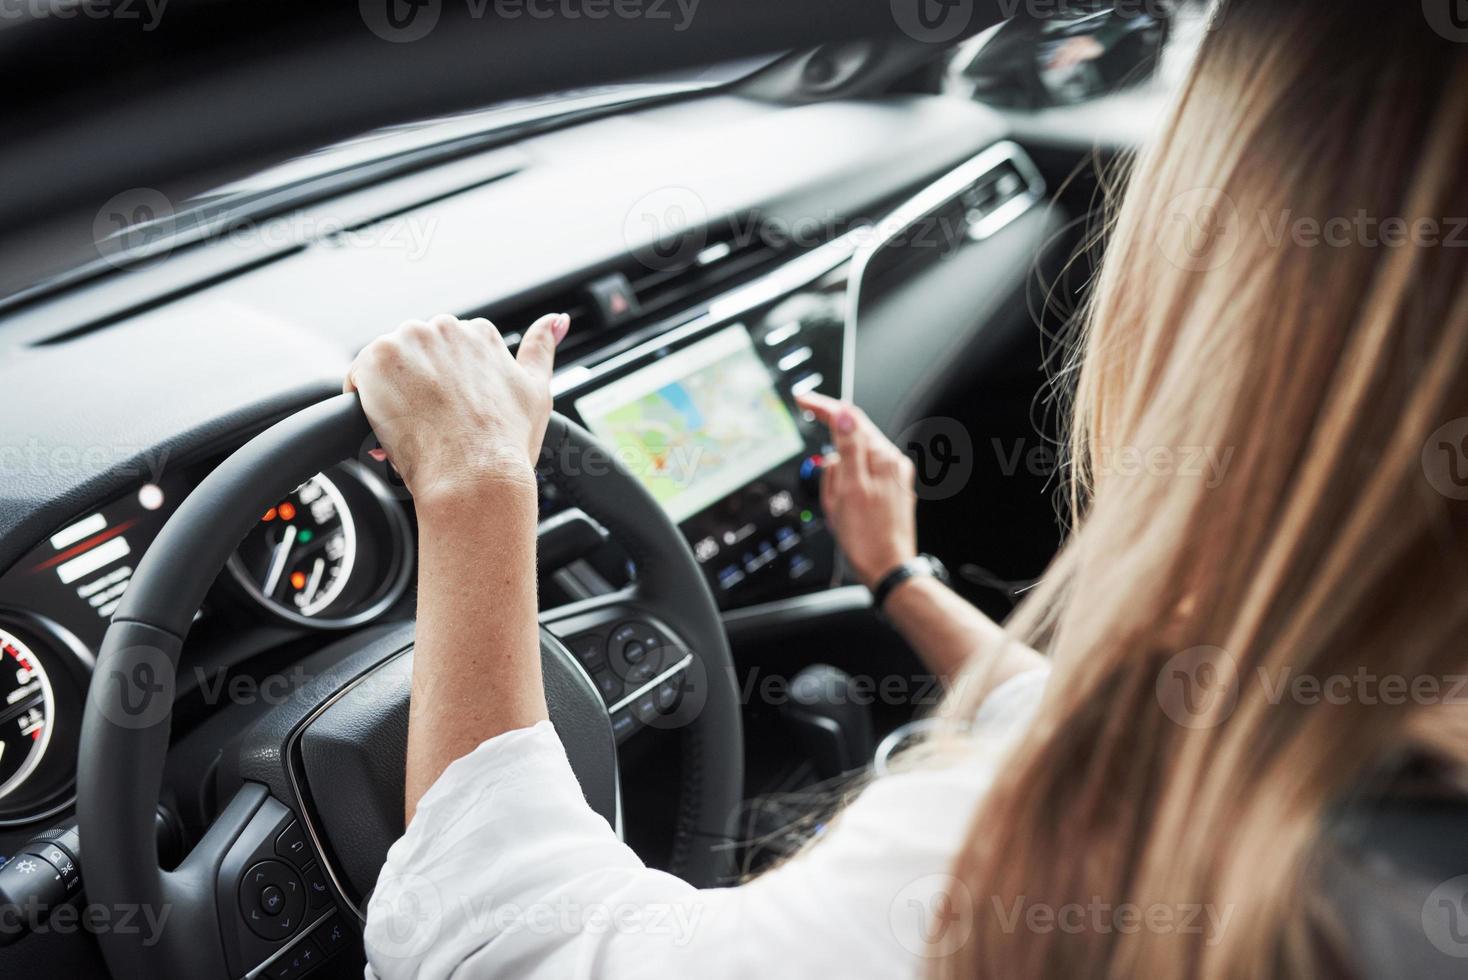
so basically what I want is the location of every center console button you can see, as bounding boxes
[693,537,720,563]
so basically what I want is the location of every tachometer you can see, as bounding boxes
[228,473,357,619]
[0,627,54,805]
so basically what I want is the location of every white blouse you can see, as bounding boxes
[363,667,1050,980]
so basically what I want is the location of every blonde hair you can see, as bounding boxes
[940,2,1468,975]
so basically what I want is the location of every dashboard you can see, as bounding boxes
[0,91,1061,950]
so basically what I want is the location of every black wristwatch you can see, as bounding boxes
[871,554,950,610]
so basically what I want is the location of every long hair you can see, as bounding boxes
[940,2,1468,975]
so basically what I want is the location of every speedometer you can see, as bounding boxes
[225,463,413,629]
[228,473,357,619]
[0,627,54,805]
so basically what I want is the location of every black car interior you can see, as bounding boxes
[0,4,1464,978]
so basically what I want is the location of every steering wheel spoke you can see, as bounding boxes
[541,592,703,744]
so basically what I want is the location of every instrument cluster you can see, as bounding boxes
[0,457,414,826]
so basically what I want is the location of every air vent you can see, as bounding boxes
[622,222,793,323]
[958,159,1034,241]
[474,216,801,358]
[475,285,593,353]
[862,156,1037,291]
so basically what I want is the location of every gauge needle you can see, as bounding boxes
[302,557,325,607]
[263,524,297,597]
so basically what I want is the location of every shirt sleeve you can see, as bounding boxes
[363,667,1050,980]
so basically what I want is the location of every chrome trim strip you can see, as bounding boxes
[243,909,336,980]
[284,647,413,923]
[607,652,694,715]
[549,235,860,400]
[842,140,1046,397]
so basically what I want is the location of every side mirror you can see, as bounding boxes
[953,2,1173,110]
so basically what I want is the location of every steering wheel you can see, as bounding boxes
[75,394,744,980]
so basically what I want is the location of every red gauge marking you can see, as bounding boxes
[29,519,138,573]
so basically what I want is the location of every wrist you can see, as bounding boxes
[413,461,538,520]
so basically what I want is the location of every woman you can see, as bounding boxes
[355,2,1468,976]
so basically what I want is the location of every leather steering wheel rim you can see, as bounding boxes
[77,394,744,979]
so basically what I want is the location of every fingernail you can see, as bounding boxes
[369,447,389,462]
[551,313,570,344]
[836,411,856,434]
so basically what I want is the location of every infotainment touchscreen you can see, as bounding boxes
[574,325,806,524]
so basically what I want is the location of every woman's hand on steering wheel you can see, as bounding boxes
[344,312,570,507]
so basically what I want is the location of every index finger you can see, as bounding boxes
[794,391,845,428]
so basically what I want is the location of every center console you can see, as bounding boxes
[547,141,1047,613]
[552,257,850,610]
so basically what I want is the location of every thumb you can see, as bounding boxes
[516,312,569,381]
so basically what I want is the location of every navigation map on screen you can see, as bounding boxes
[574,325,805,523]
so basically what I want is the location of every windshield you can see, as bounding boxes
[9,57,777,311]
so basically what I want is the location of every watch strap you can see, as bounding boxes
[871,554,947,609]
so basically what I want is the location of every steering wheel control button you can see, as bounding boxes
[259,884,286,916]
[610,710,638,742]
[240,860,307,941]
[633,692,661,724]
[274,821,311,868]
[595,672,622,703]
[608,623,640,656]
[304,863,332,910]
[266,939,320,979]
[311,913,349,955]
[625,661,658,687]
[608,622,669,682]
[568,635,606,673]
